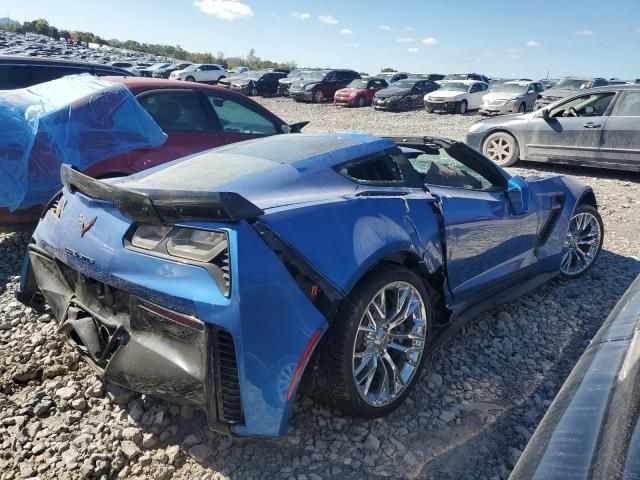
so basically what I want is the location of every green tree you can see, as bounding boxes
[381,67,397,72]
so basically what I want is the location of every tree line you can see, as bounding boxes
[4,18,296,70]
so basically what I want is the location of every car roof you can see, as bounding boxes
[503,80,533,86]
[590,84,640,92]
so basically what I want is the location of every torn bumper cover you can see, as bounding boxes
[24,245,240,431]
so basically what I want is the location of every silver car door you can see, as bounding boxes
[599,90,640,171]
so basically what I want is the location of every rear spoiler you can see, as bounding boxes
[60,164,264,224]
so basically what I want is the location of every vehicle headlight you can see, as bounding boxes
[304,83,316,91]
[389,95,402,101]
[131,225,172,250]
[130,225,227,263]
[468,122,485,133]
[167,229,228,263]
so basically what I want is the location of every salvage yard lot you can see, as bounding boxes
[1,98,639,479]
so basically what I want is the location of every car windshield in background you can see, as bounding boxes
[555,78,592,89]
[348,79,368,88]
[440,82,469,91]
[303,71,327,81]
[443,74,467,80]
[182,64,199,72]
[390,80,416,89]
[493,84,527,94]
[287,69,302,78]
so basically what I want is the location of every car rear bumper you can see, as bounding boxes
[17,194,328,437]
[425,101,459,113]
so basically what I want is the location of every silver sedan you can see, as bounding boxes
[479,81,544,115]
[466,85,640,172]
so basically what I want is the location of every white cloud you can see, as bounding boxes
[422,37,439,45]
[397,37,414,43]
[347,43,360,48]
[507,48,521,59]
[291,12,311,20]
[340,29,353,35]
[319,15,339,24]
[526,40,542,48]
[193,0,253,20]
[408,47,420,53]
[379,25,392,31]
[575,29,595,36]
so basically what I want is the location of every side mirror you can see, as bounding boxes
[541,108,550,119]
[507,176,529,214]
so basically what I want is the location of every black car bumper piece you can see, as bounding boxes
[290,90,314,102]
[426,101,460,113]
[24,245,243,432]
[372,97,406,111]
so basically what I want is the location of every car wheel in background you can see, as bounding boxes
[518,102,526,113]
[313,89,325,103]
[313,264,433,417]
[357,96,366,107]
[482,131,520,167]
[185,76,195,82]
[457,100,468,114]
[426,106,434,113]
[250,83,258,96]
[560,205,604,278]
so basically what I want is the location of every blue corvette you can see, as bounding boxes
[18,133,603,437]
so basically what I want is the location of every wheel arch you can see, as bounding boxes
[577,188,597,209]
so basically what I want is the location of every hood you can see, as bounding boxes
[482,91,522,101]
[114,133,394,212]
[427,89,465,99]
[291,80,322,89]
[376,87,411,97]
[540,88,578,99]
[279,77,301,85]
[336,87,365,95]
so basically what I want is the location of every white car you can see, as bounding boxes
[169,64,226,83]
[480,80,545,115]
[424,80,489,114]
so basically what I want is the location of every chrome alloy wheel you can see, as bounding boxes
[561,211,602,276]
[352,281,427,407]
[486,136,513,163]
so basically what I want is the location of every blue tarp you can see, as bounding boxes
[0,74,166,210]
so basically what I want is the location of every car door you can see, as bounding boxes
[405,144,538,302]
[205,91,280,144]
[468,83,487,109]
[599,90,640,170]
[410,81,428,106]
[124,89,223,172]
[524,91,617,165]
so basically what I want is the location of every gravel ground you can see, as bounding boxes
[1,98,639,480]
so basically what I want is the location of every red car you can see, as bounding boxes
[1,76,296,230]
[334,78,389,107]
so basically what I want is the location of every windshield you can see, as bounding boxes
[303,71,327,81]
[440,82,468,91]
[376,73,394,79]
[390,80,416,89]
[443,74,467,80]
[182,64,200,72]
[287,69,302,78]
[492,83,527,94]
[554,78,592,90]
[348,79,368,89]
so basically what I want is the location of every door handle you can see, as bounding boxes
[582,123,602,128]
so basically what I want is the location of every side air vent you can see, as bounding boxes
[537,195,564,246]
[214,329,242,423]
[48,195,67,219]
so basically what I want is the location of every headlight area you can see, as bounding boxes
[126,225,231,296]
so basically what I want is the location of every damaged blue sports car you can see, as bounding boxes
[18,133,603,437]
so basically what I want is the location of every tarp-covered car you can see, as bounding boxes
[0,74,166,211]
[18,133,604,437]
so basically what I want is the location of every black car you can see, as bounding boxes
[0,56,134,90]
[372,79,440,111]
[289,69,361,103]
[409,73,445,81]
[229,70,287,96]
[441,73,490,83]
[152,62,192,79]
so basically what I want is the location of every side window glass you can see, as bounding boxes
[207,95,277,135]
[407,149,493,190]
[339,154,404,184]
[550,92,615,118]
[325,73,337,82]
[470,84,479,93]
[615,92,640,117]
[138,91,209,132]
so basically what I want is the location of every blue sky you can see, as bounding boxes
[5,0,640,79]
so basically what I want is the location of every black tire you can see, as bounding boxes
[482,131,520,167]
[185,76,195,82]
[313,89,325,103]
[249,83,258,96]
[426,107,434,113]
[403,97,412,111]
[560,204,604,279]
[357,96,366,107]
[518,102,526,113]
[313,264,433,418]
[456,100,468,114]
